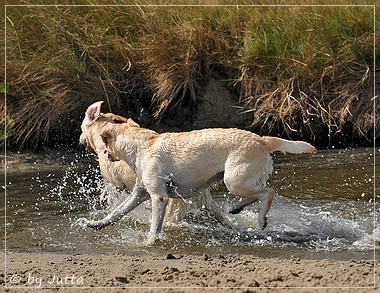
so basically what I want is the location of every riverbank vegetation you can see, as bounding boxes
[3,0,379,149]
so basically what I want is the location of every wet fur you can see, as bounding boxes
[87,104,316,243]
[80,101,225,225]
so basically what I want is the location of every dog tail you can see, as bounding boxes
[262,136,317,154]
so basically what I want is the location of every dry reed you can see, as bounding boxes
[2,1,378,148]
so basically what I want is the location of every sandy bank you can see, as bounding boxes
[2,251,378,292]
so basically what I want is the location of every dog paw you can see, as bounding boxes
[86,220,104,230]
[258,217,267,230]
[145,233,166,245]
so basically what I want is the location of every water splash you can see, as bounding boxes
[4,148,378,258]
[48,161,379,254]
[71,217,89,229]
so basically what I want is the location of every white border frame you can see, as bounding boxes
[3,2,377,290]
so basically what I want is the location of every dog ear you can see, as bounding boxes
[83,101,104,125]
[100,131,112,147]
[127,118,140,128]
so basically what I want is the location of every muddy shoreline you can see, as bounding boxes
[3,251,378,292]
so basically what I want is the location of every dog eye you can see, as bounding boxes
[104,150,107,154]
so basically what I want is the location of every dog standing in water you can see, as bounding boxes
[84,104,316,243]
[80,101,227,225]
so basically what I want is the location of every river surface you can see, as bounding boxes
[1,147,379,260]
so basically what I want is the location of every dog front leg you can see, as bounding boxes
[86,185,150,230]
[146,194,169,244]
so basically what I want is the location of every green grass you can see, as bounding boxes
[2,0,379,148]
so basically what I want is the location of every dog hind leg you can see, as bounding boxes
[86,185,150,229]
[224,172,275,230]
[229,196,260,214]
[228,187,274,229]
[201,190,235,229]
[147,194,169,244]
[257,188,274,229]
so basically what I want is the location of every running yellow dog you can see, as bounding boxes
[80,101,227,226]
[86,103,316,243]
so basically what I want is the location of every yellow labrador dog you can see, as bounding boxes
[80,101,226,225]
[85,109,316,243]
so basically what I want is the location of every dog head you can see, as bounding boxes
[99,123,133,163]
[80,101,139,153]
[99,129,118,162]
[100,120,155,165]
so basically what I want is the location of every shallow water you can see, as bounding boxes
[1,147,379,260]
